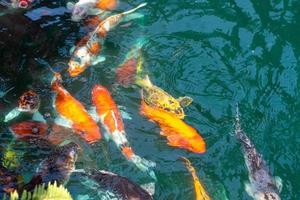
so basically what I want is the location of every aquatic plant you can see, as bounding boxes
[3,182,73,200]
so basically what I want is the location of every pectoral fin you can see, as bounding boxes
[4,108,20,122]
[245,182,255,198]
[54,116,72,128]
[118,106,132,120]
[92,56,106,65]
[32,112,46,123]
[178,96,193,107]
[141,182,155,196]
[69,46,76,55]
[88,106,100,122]
[275,176,282,192]
[166,135,187,148]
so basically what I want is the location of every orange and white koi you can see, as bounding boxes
[181,157,211,200]
[67,0,117,22]
[51,74,101,143]
[140,100,206,154]
[91,85,156,179]
[68,2,147,77]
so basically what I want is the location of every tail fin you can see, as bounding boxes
[4,108,20,123]
[181,157,211,200]
[130,154,157,181]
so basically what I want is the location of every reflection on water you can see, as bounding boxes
[1,0,300,199]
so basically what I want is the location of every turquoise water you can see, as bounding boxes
[1,0,300,199]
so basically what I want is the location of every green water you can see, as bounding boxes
[1,0,300,199]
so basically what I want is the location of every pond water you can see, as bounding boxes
[0,0,300,199]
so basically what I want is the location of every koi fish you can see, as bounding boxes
[0,165,23,194]
[181,157,211,200]
[0,0,34,9]
[9,120,82,146]
[4,90,45,123]
[51,74,101,143]
[68,2,147,77]
[235,105,281,200]
[91,85,156,179]
[115,38,145,87]
[23,142,79,191]
[140,100,206,154]
[82,169,154,200]
[67,0,117,22]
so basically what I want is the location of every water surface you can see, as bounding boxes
[0,0,299,199]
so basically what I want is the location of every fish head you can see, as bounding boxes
[256,191,281,200]
[187,137,206,154]
[68,47,91,77]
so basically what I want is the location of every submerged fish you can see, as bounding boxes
[91,85,156,179]
[140,100,206,154]
[9,120,82,146]
[23,142,79,191]
[83,169,153,200]
[137,75,193,119]
[67,0,117,22]
[115,38,145,87]
[181,157,211,200]
[51,74,101,143]
[0,165,22,194]
[4,90,45,123]
[235,105,282,200]
[68,3,147,77]
[0,0,34,9]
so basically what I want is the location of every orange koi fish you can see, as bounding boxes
[92,85,156,179]
[51,74,101,143]
[9,121,49,138]
[67,0,118,22]
[68,3,147,77]
[181,157,211,200]
[140,100,206,154]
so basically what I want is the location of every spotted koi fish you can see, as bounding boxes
[51,73,101,143]
[181,157,211,200]
[68,2,147,77]
[91,85,156,179]
[140,100,206,154]
[235,105,281,200]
